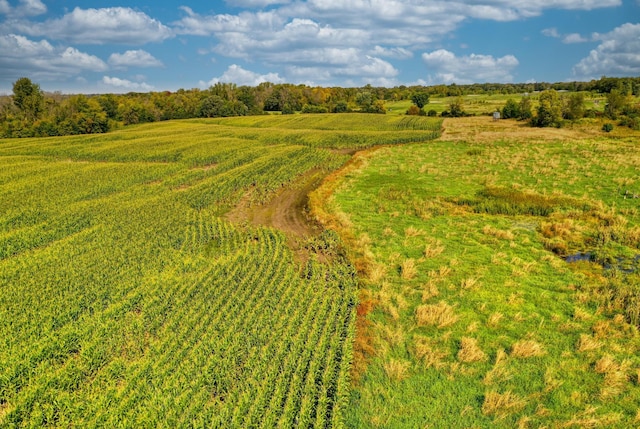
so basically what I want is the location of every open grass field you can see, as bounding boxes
[386,92,609,116]
[3,109,640,428]
[312,116,640,428]
[0,114,442,427]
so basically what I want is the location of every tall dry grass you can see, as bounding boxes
[416,301,459,328]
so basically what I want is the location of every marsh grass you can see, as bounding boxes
[457,337,487,363]
[595,355,632,399]
[400,258,418,280]
[416,301,459,328]
[414,336,449,369]
[576,334,602,353]
[511,340,547,358]
[384,358,411,381]
[481,391,527,419]
[314,116,640,428]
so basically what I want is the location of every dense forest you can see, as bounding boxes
[1,76,639,138]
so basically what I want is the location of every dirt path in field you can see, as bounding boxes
[225,167,326,242]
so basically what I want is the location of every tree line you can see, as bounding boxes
[1,76,639,138]
[500,88,639,130]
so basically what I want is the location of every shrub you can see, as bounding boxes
[406,105,421,116]
[602,123,614,132]
[501,99,520,119]
[301,104,329,114]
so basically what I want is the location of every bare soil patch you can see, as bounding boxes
[226,168,327,255]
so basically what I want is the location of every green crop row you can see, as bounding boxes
[1,115,423,427]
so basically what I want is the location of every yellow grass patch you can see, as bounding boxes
[595,355,631,400]
[511,340,546,358]
[482,225,515,241]
[457,337,487,363]
[414,336,449,369]
[440,116,603,144]
[576,334,602,353]
[367,262,387,283]
[384,358,411,381]
[482,390,527,419]
[423,238,445,258]
[491,251,508,265]
[484,349,511,385]
[404,226,424,237]
[400,258,417,280]
[572,307,592,322]
[416,301,459,328]
[560,409,623,428]
[460,276,481,290]
[421,280,440,302]
[487,312,504,328]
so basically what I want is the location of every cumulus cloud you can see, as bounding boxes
[422,49,519,84]
[573,23,640,79]
[224,0,291,6]
[370,45,413,59]
[0,0,46,17]
[543,27,590,43]
[562,33,589,44]
[108,50,163,68]
[457,0,620,20]
[7,7,172,44]
[0,34,107,81]
[172,1,618,85]
[201,64,285,87]
[174,6,283,37]
[102,76,154,92]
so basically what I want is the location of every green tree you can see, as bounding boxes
[563,92,585,120]
[533,90,562,127]
[444,97,465,117]
[501,99,520,119]
[604,89,628,119]
[12,77,44,122]
[517,96,532,120]
[355,91,373,111]
[411,92,430,109]
[333,100,349,113]
[198,95,226,118]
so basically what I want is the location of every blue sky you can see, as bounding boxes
[1,0,639,93]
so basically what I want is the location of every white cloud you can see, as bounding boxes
[102,76,154,92]
[0,0,46,16]
[224,0,291,6]
[201,64,285,87]
[543,27,590,43]
[174,7,283,37]
[0,34,107,81]
[18,0,45,15]
[172,1,619,86]
[370,45,413,59]
[573,23,640,79]
[108,50,163,68]
[8,7,173,44]
[422,49,519,84]
[562,33,589,44]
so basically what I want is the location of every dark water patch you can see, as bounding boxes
[565,252,640,274]
[565,252,594,263]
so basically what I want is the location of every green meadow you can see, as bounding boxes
[313,117,640,428]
